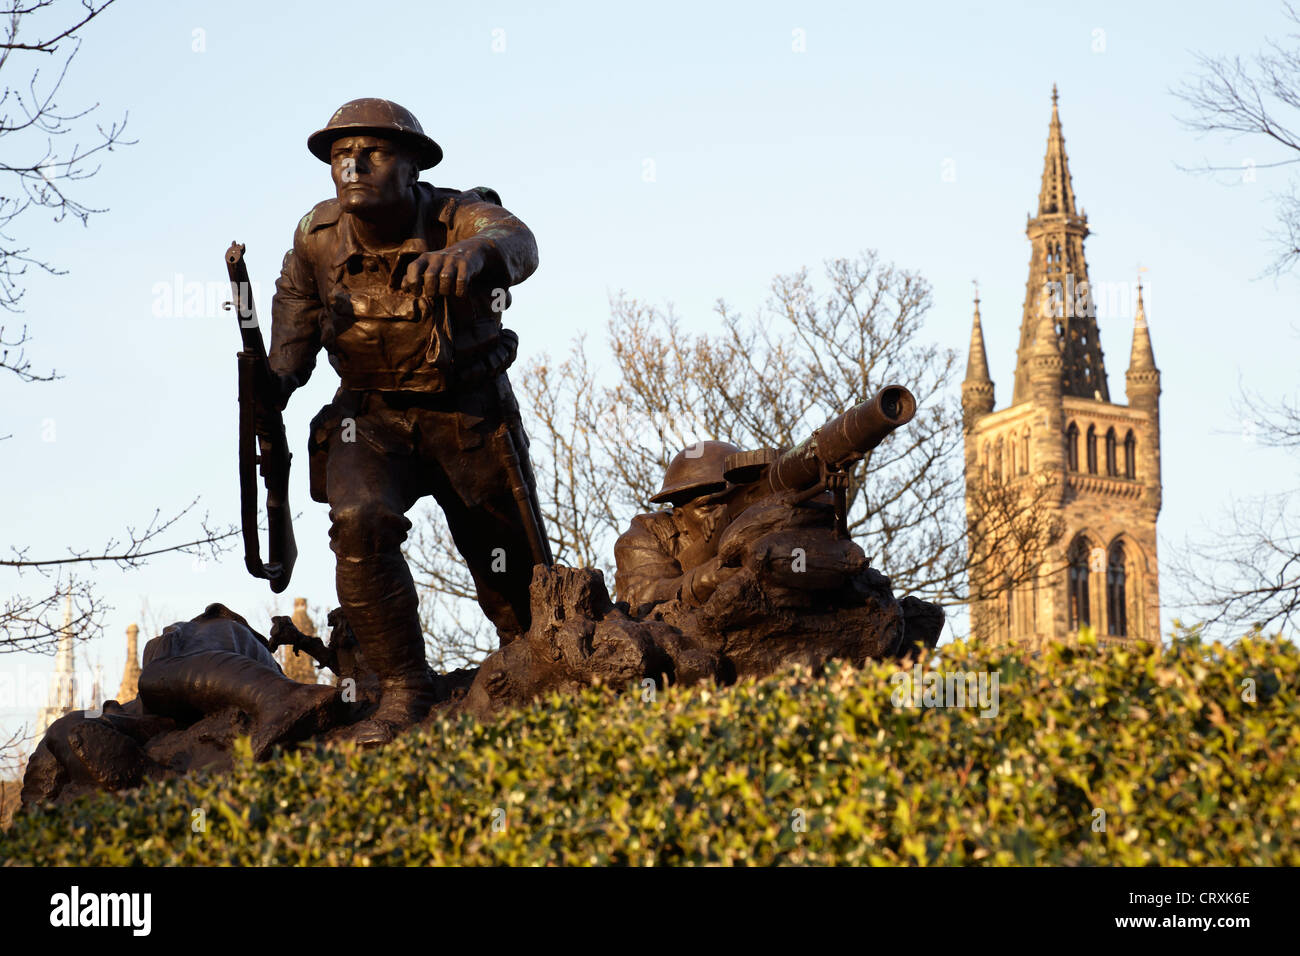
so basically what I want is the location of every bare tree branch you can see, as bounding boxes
[0,0,132,314]
[1173,375,1300,634]
[0,3,214,661]
[1,501,240,654]
[1173,1,1300,276]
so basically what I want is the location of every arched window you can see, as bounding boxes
[1107,543,1128,637]
[1009,436,1017,478]
[1086,425,1098,474]
[1105,427,1118,476]
[1068,536,1091,631]
[1066,422,1079,470]
[1021,429,1030,474]
[982,441,990,476]
[994,436,1004,483]
[1124,430,1136,479]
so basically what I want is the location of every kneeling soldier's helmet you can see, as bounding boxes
[650,441,742,506]
[307,98,443,169]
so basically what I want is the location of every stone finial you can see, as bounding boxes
[961,289,995,428]
[1126,276,1160,406]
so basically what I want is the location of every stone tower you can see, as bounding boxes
[117,623,141,703]
[35,597,78,734]
[962,87,1162,647]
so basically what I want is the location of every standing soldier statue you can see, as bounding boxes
[260,98,550,744]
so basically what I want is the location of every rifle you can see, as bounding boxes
[224,241,297,592]
[711,384,918,539]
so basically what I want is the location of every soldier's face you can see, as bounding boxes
[330,135,416,218]
[674,495,725,529]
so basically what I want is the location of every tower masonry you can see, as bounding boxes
[963,87,1162,647]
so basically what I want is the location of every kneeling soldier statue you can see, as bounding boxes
[265,98,550,745]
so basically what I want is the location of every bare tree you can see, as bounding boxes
[409,251,1059,666]
[1174,385,1300,634]
[1173,0,1300,277]
[0,0,130,431]
[0,2,239,657]
[0,0,131,317]
[1171,6,1300,635]
[2,500,238,654]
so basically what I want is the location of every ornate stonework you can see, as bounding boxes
[35,598,78,734]
[116,624,141,704]
[963,88,1162,647]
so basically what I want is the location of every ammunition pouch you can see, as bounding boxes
[308,400,348,504]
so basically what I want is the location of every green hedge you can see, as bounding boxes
[2,632,1296,865]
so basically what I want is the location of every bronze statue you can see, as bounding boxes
[20,605,344,806]
[261,98,550,745]
[614,440,743,611]
[21,380,946,808]
[19,108,954,806]
[616,386,918,615]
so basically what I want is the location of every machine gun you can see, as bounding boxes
[711,384,917,539]
[224,241,297,593]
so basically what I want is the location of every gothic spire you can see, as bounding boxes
[964,288,992,384]
[1126,276,1160,411]
[962,286,995,428]
[1012,86,1109,404]
[1037,83,1079,218]
[36,595,79,733]
[1128,278,1156,372]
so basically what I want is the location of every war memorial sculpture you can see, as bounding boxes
[20,99,942,808]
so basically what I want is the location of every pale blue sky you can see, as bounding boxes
[3,0,1297,743]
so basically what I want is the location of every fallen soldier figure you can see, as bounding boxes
[21,603,344,807]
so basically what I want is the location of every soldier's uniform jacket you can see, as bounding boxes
[269,181,538,395]
[614,511,691,610]
[614,507,735,611]
[268,182,539,504]
[142,615,279,670]
[615,492,840,612]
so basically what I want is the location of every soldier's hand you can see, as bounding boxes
[400,242,489,298]
[252,373,292,440]
[684,556,740,605]
[268,615,299,652]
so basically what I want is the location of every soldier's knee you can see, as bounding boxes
[328,500,411,556]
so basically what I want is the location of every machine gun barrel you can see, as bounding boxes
[713,385,917,539]
[764,384,916,495]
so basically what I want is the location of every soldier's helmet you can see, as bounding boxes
[307,98,443,169]
[650,441,742,506]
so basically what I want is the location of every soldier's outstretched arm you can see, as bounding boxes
[267,220,325,409]
[400,192,538,299]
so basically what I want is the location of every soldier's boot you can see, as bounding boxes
[139,651,343,760]
[337,553,437,747]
